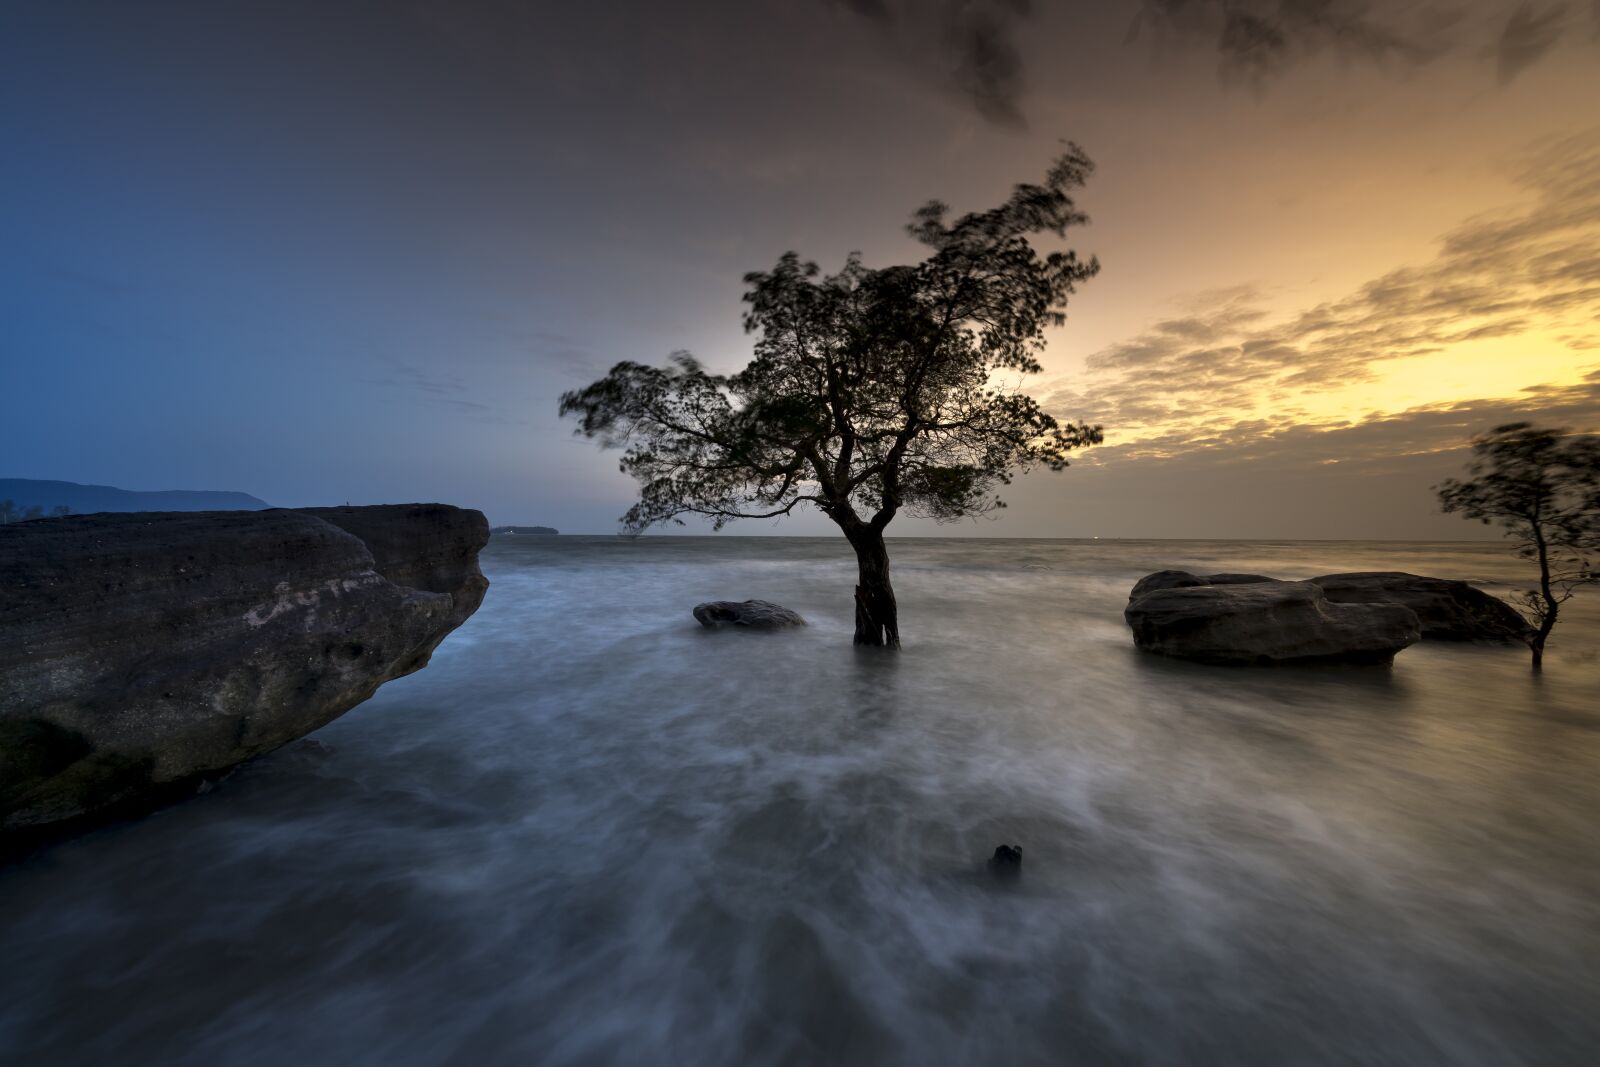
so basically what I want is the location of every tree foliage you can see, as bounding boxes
[0,500,60,523]
[1437,422,1600,668]
[559,147,1104,539]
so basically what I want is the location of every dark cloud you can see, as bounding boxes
[827,0,1034,127]
[1495,3,1570,83]
[1122,0,1600,88]
[838,0,1588,120]
[1126,0,1454,87]
[945,0,1033,127]
[1046,132,1600,457]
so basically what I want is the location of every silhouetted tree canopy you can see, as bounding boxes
[1437,422,1600,669]
[561,147,1104,645]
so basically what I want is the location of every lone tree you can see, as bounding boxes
[561,147,1104,646]
[1437,422,1600,669]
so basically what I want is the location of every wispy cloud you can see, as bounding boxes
[825,0,1034,128]
[1494,2,1571,83]
[1126,0,1458,85]
[522,331,609,383]
[1080,373,1600,474]
[1125,0,1599,90]
[363,358,468,396]
[1046,131,1600,460]
[361,355,526,424]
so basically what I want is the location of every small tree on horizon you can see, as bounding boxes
[560,147,1104,646]
[1436,422,1600,670]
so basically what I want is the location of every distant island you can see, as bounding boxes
[0,478,270,518]
[491,525,558,537]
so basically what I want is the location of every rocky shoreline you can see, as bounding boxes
[0,504,488,850]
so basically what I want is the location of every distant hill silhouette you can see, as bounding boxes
[0,478,270,515]
[491,525,558,537]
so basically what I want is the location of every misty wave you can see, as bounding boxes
[1,537,1597,1065]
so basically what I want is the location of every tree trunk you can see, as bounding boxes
[1531,530,1556,672]
[849,527,899,648]
[1530,605,1555,671]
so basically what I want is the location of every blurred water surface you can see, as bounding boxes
[1,536,1597,1066]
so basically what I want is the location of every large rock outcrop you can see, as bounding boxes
[0,505,488,842]
[1125,572,1420,665]
[1309,572,1529,642]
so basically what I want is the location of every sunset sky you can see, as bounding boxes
[4,1,1598,538]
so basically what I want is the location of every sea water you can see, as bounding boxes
[1,537,1597,1065]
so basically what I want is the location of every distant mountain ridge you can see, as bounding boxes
[0,478,270,515]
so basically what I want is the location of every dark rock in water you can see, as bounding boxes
[1310,572,1530,643]
[693,600,806,630]
[988,844,1023,879]
[1128,569,1529,649]
[1125,575,1420,665]
[0,505,488,843]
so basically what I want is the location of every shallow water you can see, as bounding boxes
[2,536,1598,1066]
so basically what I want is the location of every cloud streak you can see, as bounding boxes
[832,1,1590,129]
[361,356,526,424]
[1044,132,1600,465]
[1126,0,1459,86]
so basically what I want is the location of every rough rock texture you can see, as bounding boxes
[1127,570,1279,600]
[0,505,488,840]
[692,600,806,630]
[1125,574,1420,665]
[301,506,489,635]
[1310,572,1529,642]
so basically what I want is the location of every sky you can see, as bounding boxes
[3,0,1598,538]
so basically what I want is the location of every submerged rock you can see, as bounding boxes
[1310,572,1529,643]
[692,599,806,630]
[988,844,1023,880]
[1125,574,1420,665]
[0,505,488,842]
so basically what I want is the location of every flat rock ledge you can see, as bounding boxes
[0,504,488,845]
[1125,572,1420,665]
[693,599,806,630]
